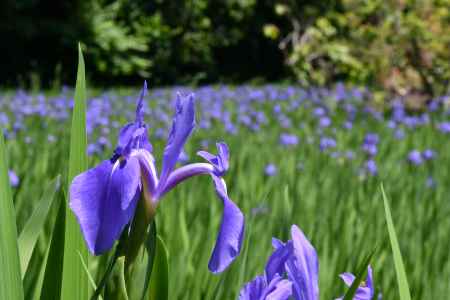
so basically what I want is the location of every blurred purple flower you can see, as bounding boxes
[426,176,436,188]
[394,128,405,140]
[365,160,377,176]
[313,107,326,117]
[319,116,331,128]
[437,122,450,133]
[407,150,423,165]
[422,149,435,161]
[8,170,19,187]
[343,121,353,130]
[280,133,299,147]
[319,137,336,151]
[265,164,277,176]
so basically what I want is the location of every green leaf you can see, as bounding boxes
[342,246,377,300]
[78,251,103,300]
[40,195,66,300]
[90,243,122,300]
[62,43,90,300]
[148,235,169,300]
[18,175,61,277]
[381,184,412,300]
[0,127,24,299]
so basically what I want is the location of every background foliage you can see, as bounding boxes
[1,0,449,94]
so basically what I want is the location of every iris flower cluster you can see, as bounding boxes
[70,83,244,273]
[239,225,376,300]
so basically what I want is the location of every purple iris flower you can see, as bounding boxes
[437,122,450,133]
[319,137,337,151]
[8,170,19,187]
[279,133,299,147]
[365,160,377,176]
[69,83,244,273]
[336,266,375,300]
[422,149,435,161]
[265,164,278,176]
[426,176,436,188]
[319,116,331,128]
[407,150,423,165]
[239,225,319,300]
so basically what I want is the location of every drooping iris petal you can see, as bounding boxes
[114,157,141,210]
[158,94,195,192]
[70,158,141,255]
[208,175,244,273]
[285,225,319,300]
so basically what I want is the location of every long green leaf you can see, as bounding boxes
[381,184,412,300]
[148,235,169,300]
[18,175,61,277]
[62,43,90,300]
[0,127,24,299]
[342,247,377,300]
[78,251,104,300]
[40,193,66,300]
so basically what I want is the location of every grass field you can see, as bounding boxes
[1,83,449,299]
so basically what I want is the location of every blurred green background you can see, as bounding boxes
[1,0,450,95]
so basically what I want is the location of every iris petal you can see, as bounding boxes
[339,272,356,286]
[265,240,293,282]
[70,159,141,255]
[239,275,266,300]
[158,93,195,192]
[265,277,292,300]
[285,225,319,300]
[208,175,244,273]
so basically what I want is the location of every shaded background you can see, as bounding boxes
[1,0,450,96]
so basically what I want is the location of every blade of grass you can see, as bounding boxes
[40,193,66,300]
[381,184,412,300]
[62,43,90,300]
[148,235,169,300]
[78,251,104,300]
[342,246,377,300]
[0,127,24,299]
[18,175,61,277]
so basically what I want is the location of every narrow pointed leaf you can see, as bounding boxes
[381,184,412,300]
[90,244,121,300]
[78,251,104,300]
[18,175,61,276]
[62,43,90,299]
[0,127,24,299]
[149,235,169,300]
[40,196,66,300]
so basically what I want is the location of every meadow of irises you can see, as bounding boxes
[1,52,449,300]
